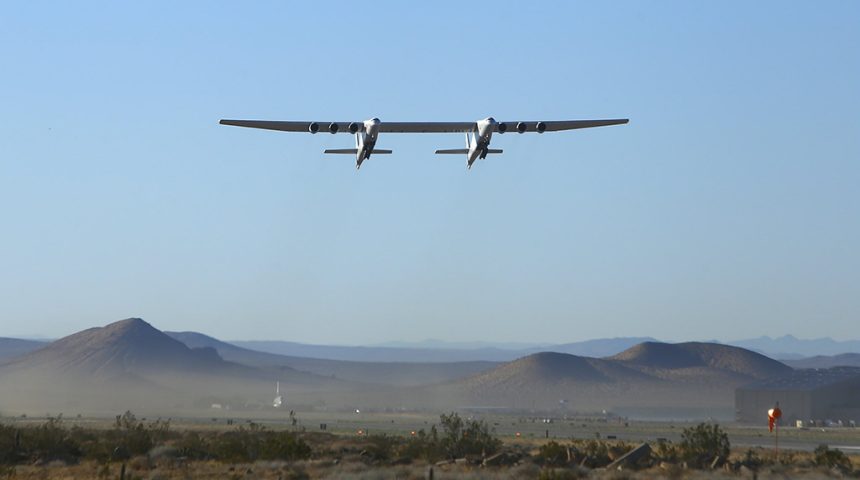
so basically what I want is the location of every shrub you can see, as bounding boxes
[258,430,312,461]
[78,411,173,461]
[360,434,398,462]
[174,431,210,460]
[740,448,763,469]
[209,424,311,463]
[574,439,612,467]
[651,439,679,463]
[538,468,585,480]
[20,415,82,464]
[0,424,20,465]
[437,412,502,459]
[538,441,569,467]
[401,427,443,461]
[678,422,729,468]
[813,444,851,471]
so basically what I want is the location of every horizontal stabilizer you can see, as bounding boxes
[435,149,503,154]
[324,149,392,155]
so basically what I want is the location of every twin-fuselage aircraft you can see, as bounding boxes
[220,116,628,170]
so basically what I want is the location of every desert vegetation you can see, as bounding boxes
[1,415,858,479]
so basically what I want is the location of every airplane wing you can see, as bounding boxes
[219,120,345,132]
[379,122,476,133]
[219,120,478,133]
[219,119,629,133]
[496,119,629,132]
[371,119,629,133]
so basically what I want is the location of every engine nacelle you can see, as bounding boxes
[348,122,360,134]
[308,122,320,134]
[516,122,527,133]
[497,122,508,134]
[328,122,339,134]
[536,121,547,133]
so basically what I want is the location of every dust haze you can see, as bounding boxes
[0,318,789,421]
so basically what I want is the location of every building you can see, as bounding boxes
[735,367,860,424]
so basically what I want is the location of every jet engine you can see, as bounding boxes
[328,122,339,134]
[536,121,547,133]
[308,122,320,134]
[348,122,360,134]
[497,122,508,133]
[516,122,527,133]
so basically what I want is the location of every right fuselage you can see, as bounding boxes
[355,118,381,168]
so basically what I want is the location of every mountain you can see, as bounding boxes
[0,337,47,361]
[611,342,791,379]
[784,353,860,369]
[727,335,860,359]
[376,339,548,350]
[1,318,234,378]
[446,342,792,411]
[549,337,658,358]
[168,331,497,386]
[230,336,656,363]
[0,319,345,415]
[231,340,525,362]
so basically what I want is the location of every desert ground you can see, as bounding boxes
[2,410,859,479]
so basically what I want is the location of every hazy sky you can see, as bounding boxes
[1,2,858,344]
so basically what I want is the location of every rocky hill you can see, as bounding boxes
[0,319,345,415]
[446,342,792,411]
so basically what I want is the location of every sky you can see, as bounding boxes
[1,2,858,344]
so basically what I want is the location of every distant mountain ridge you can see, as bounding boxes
[0,337,48,361]
[5,329,860,364]
[449,342,792,411]
[726,335,860,359]
[0,318,800,417]
[231,336,656,363]
[784,353,860,369]
[168,331,497,386]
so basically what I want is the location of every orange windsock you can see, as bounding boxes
[768,407,782,432]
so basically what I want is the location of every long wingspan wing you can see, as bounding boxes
[220,120,350,132]
[220,119,629,133]
[219,119,476,133]
[380,120,629,133]
[496,119,629,132]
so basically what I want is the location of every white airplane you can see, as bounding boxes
[220,116,628,170]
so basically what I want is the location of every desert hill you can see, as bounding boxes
[168,331,498,386]
[444,342,792,411]
[0,319,347,415]
[610,341,792,379]
[2,318,232,378]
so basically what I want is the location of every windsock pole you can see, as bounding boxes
[768,402,782,463]
[775,420,778,462]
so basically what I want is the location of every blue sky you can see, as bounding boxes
[1,2,858,344]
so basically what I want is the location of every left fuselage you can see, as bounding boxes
[467,117,496,168]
